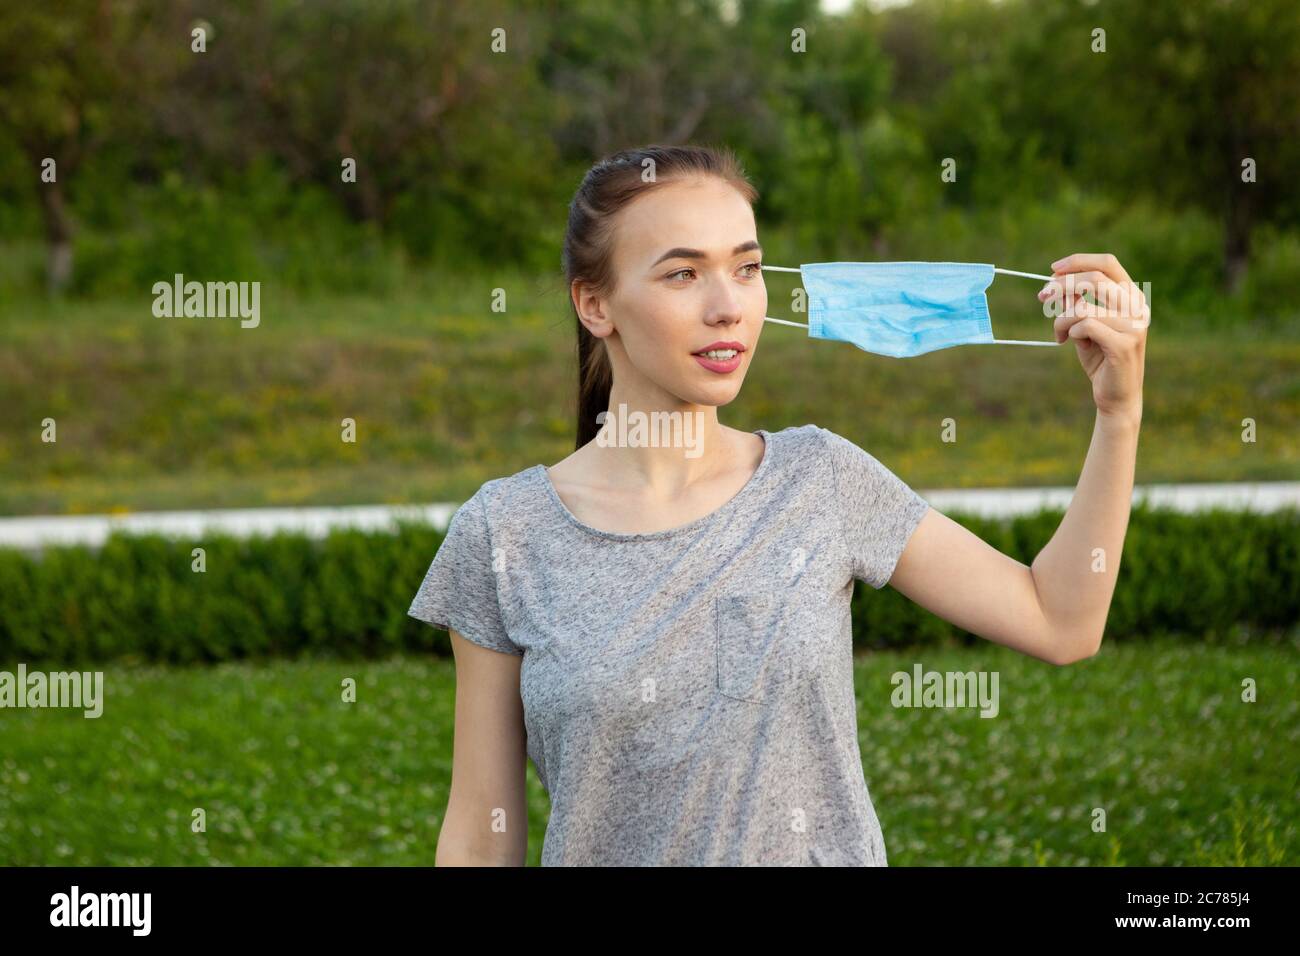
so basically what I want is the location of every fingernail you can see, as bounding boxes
[1051,258,1065,268]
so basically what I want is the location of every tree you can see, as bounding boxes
[1094,0,1300,291]
[983,0,1300,292]
[0,0,145,293]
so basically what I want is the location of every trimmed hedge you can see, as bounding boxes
[853,503,1300,649]
[1,503,1296,665]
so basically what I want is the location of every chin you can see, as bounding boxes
[683,384,743,408]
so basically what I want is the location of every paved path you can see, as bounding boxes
[0,482,1295,551]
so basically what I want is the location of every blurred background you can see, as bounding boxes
[0,0,1296,866]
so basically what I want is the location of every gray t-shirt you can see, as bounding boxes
[408,423,931,866]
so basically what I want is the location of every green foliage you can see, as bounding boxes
[1,506,1295,666]
[0,640,1293,864]
[70,167,408,297]
[1241,226,1300,328]
[0,525,446,665]
[0,288,1297,515]
[2,0,1298,304]
[849,502,1300,652]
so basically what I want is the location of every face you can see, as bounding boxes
[573,176,767,409]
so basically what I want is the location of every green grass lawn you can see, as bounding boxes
[1,284,1298,515]
[1,637,1294,865]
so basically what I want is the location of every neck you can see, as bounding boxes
[590,388,727,496]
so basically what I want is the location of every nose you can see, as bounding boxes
[705,280,745,327]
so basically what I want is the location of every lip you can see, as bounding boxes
[691,340,746,374]
[694,353,742,373]
[692,340,746,355]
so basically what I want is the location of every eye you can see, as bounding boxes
[667,267,695,281]
[739,261,762,278]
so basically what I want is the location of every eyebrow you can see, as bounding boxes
[651,240,762,268]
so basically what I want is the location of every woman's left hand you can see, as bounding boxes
[1038,252,1148,426]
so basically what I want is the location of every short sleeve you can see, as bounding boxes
[407,490,522,656]
[818,426,931,589]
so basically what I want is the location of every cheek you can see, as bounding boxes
[632,301,691,358]
[743,282,768,333]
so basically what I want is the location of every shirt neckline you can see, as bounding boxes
[533,428,774,542]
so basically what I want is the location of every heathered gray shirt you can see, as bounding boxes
[408,423,931,866]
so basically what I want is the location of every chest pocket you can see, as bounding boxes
[714,593,824,704]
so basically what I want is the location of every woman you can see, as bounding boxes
[410,144,1148,866]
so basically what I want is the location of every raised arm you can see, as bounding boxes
[887,252,1147,666]
[889,411,1141,665]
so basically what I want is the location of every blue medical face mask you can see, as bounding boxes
[761,261,1062,357]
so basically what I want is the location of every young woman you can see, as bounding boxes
[410,144,1148,866]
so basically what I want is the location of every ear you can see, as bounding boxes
[572,278,615,339]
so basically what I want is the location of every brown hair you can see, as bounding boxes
[561,144,759,449]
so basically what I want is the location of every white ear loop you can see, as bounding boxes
[759,263,1062,345]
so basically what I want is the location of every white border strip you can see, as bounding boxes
[0,504,459,552]
[922,482,1300,521]
[0,483,1295,551]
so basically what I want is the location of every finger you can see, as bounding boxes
[1038,271,1127,311]
[1050,252,1132,285]
[1052,294,1094,341]
[1038,278,1088,315]
[1056,298,1150,341]
[1044,277,1149,329]
[1068,316,1141,361]
[1127,290,1152,331]
[1104,297,1152,332]
[1079,304,1151,338]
